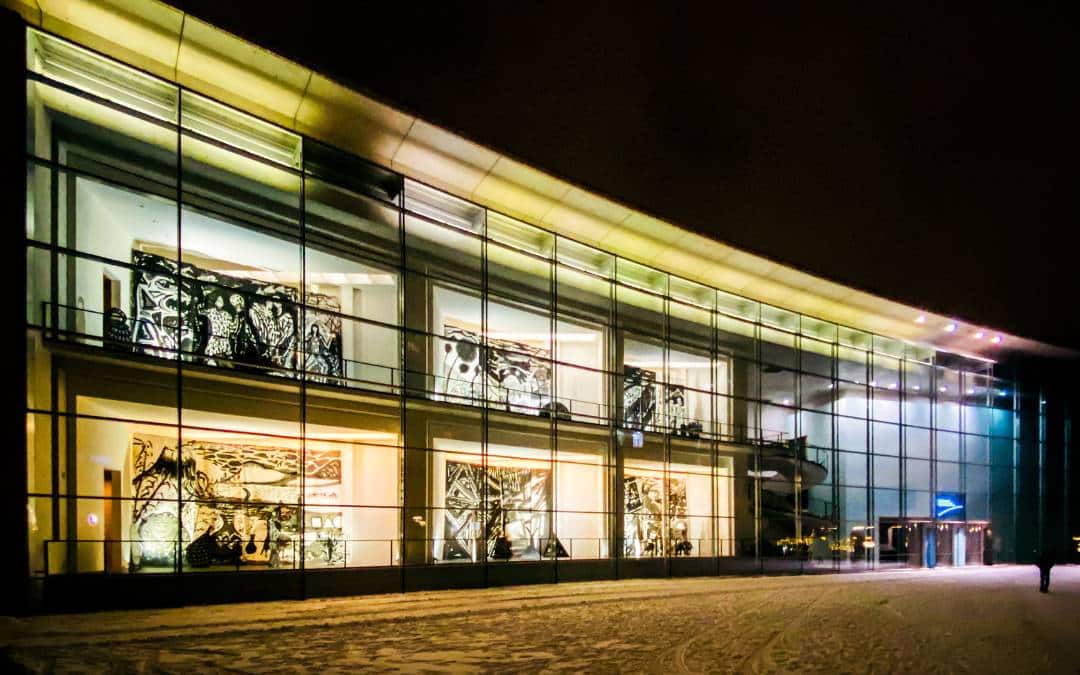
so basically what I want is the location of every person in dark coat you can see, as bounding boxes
[1036,548,1056,593]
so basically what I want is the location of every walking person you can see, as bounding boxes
[1036,547,1056,593]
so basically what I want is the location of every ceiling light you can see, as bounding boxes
[915,315,926,324]
[944,323,957,333]
[966,388,975,395]
[487,332,596,343]
[912,385,921,391]
[990,335,1002,344]
[973,331,985,339]
[939,386,947,393]
[623,360,711,369]
[887,383,897,390]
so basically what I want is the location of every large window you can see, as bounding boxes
[22,28,1020,582]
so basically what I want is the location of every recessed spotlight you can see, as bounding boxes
[913,385,921,391]
[944,323,957,333]
[990,335,1002,344]
[974,331,985,339]
[915,315,926,324]
[939,386,948,393]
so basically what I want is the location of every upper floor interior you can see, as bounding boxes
[4,0,1073,365]
[21,27,1024,450]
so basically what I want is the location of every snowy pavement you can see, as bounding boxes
[1,565,1077,673]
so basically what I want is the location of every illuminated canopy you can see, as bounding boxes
[5,0,1069,360]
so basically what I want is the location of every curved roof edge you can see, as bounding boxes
[5,0,1073,362]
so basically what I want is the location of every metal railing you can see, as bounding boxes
[38,301,795,443]
[40,535,751,575]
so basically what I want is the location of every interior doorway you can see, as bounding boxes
[103,469,123,573]
[877,519,989,568]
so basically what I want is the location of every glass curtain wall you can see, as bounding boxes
[22,29,1020,585]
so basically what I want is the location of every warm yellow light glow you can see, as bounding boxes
[486,332,595,343]
[11,6,1057,360]
[222,271,397,286]
[624,361,712,370]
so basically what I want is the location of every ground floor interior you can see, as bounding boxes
[24,345,1000,612]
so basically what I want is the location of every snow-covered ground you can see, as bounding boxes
[1,565,1077,673]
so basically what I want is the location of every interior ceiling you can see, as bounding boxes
[7,0,1074,362]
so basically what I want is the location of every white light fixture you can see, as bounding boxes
[624,360,711,369]
[748,470,779,479]
[915,315,926,324]
[912,385,921,391]
[973,331,985,339]
[991,335,1003,344]
[944,323,957,333]
[224,270,397,286]
[488,332,596,343]
[887,383,897,390]
[966,388,975,395]
[939,386,948,392]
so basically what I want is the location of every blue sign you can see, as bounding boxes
[934,492,965,520]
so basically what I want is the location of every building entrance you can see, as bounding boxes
[877,519,988,568]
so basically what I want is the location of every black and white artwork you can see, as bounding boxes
[304,510,345,566]
[623,365,657,429]
[129,250,344,378]
[623,474,688,557]
[129,433,340,569]
[303,294,344,381]
[438,323,551,414]
[624,365,695,434]
[665,385,691,435]
[442,460,550,561]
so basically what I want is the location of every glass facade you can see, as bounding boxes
[21,29,1024,598]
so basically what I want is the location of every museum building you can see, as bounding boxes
[1,2,1074,613]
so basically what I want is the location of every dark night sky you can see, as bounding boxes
[176,2,1078,351]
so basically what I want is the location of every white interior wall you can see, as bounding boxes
[73,413,133,573]
[71,397,400,572]
[431,439,608,560]
[555,460,607,558]
[72,179,398,375]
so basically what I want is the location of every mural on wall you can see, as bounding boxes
[303,293,344,382]
[623,366,657,429]
[664,385,694,436]
[623,365,694,434]
[437,323,553,415]
[441,460,551,561]
[623,473,688,557]
[304,510,345,566]
[127,250,344,378]
[128,433,340,569]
